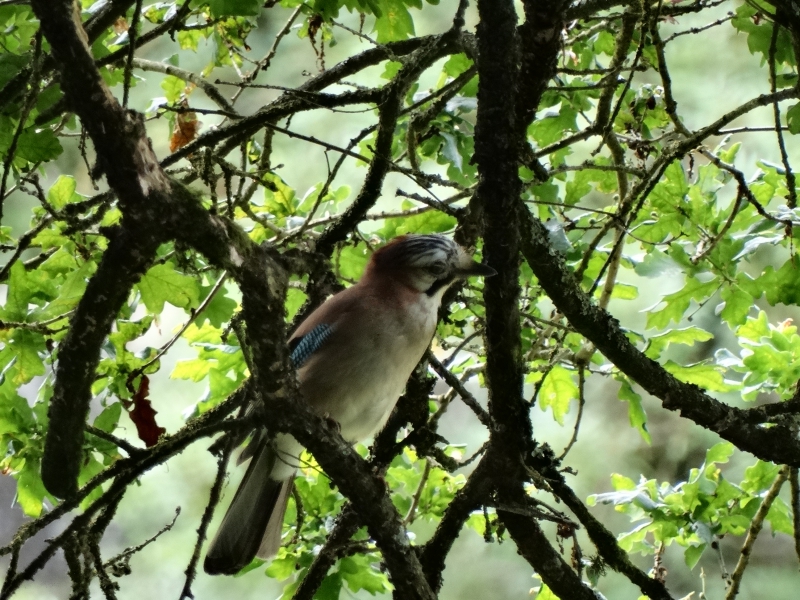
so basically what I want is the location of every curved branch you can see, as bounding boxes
[42,223,161,497]
[501,507,600,600]
[516,205,800,466]
[547,475,673,599]
[725,466,789,600]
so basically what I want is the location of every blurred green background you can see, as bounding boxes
[2,1,800,598]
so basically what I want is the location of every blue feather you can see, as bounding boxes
[290,323,333,368]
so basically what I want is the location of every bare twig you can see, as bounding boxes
[427,353,492,429]
[179,439,233,599]
[725,466,790,599]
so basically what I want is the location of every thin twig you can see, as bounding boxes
[661,13,734,43]
[403,459,432,525]
[0,31,42,221]
[725,465,790,600]
[427,354,492,429]
[768,20,797,208]
[85,424,144,457]
[130,272,229,379]
[133,59,236,113]
[179,439,233,599]
[227,5,303,109]
[122,0,144,108]
[558,364,586,460]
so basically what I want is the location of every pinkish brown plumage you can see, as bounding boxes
[204,234,494,575]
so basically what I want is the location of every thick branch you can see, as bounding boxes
[31,0,172,213]
[517,0,572,130]
[501,508,600,600]
[475,0,529,458]
[42,225,160,497]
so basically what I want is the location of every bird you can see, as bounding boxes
[203,234,496,575]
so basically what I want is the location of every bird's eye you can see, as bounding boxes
[426,262,448,278]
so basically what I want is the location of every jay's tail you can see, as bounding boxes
[204,443,294,575]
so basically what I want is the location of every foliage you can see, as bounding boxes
[1,0,800,599]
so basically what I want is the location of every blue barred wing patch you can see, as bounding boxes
[290,323,334,368]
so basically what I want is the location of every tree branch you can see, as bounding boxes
[516,205,800,466]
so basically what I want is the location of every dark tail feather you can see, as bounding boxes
[257,478,293,559]
[204,444,293,575]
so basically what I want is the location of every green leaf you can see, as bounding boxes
[15,127,62,161]
[2,262,33,321]
[742,460,781,494]
[529,104,578,147]
[766,497,793,535]
[207,367,241,400]
[618,379,650,444]
[736,310,770,342]
[705,442,734,465]
[564,165,617,205]
[314,572,343,600]
[93,402,122,433]
[442,53,473,78]
[381,211,457,237]
[11,330,45,385]
[171,358,211,382]
[760,261,800,306]
[684,543,706,569]
[663,361,734,392]
[78,454,106,509]
[533,583,560,600]
[610,282,639,300]
[161,74,185,104]
[34,261,94,320]
[718,286,753,326]
[339,554,392,594]
[645,327,714,359]
[337,244,369,280]
[717,141,742,163]
[0,384,35,435]
[593,30,616,55]
[47,175,78,209]
[732,5,794,64]
[262,174,297,219]
[787,103,800,134]
[208,0,261,16]
[138,263,200,313]
[633,249,681,278]
[265,553,296,580]
[177,29,204,51]
[539,365,577,425]
[373,0,415,43]
[16,461,47,518]
[196,284,238,327]
[0,52,28,89]
[646,279,718,330]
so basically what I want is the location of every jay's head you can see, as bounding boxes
[367,234,496,297]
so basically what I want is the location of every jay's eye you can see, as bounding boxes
[426,262,448,278]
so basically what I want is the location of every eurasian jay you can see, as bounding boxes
[203,234,495,575]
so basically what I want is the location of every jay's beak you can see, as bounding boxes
[457,261,497,278]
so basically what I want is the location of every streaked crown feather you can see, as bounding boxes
[367,234,485,296]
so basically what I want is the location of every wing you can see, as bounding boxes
[289,323,335,368]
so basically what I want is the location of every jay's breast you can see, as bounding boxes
[298,316,434,443]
